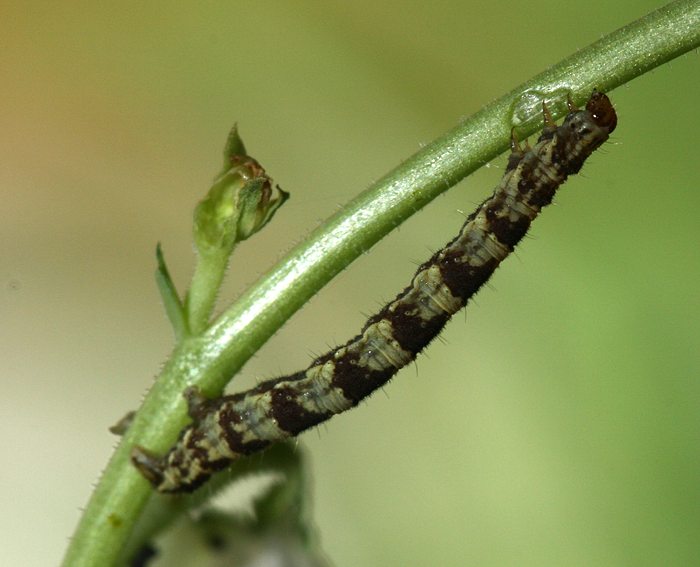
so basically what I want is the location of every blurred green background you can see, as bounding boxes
[2,2,698,566]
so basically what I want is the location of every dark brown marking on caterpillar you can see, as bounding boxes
[132,90,617,493]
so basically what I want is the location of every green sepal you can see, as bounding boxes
[192,169,245,256]
[235,178,289,243]
[221,124,247,173]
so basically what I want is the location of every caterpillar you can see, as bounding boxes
[132,90,617,493]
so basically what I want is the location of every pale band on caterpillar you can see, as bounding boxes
[132,90,617,493]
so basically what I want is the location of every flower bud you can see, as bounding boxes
[193,128,288,256]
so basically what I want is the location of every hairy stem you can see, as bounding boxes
[62,2,700,565]
[184,249,229,335]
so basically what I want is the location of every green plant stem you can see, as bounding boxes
[62,2,700,565]
[185,249,229,335]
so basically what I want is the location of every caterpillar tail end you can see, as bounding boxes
[131,445,167,490]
